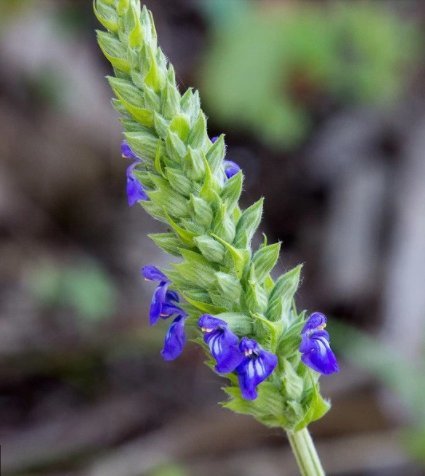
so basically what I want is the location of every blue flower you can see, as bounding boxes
[142,265,168,282]
[198,315,244,373]
[142,265,187,361]
[127,162,148,206]
[236,338,277,400]
[224,160,241,179]
[121,140,140,161]
[121,141,148,206]
[142,265,183,326]
[161,314,187,361]
[299,312,339,375]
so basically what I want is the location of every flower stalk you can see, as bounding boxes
[94,1,339,473]
[287,429,325,476]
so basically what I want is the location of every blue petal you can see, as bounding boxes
[299,312,339,374]
[149,282,168,325]
[198,315,244,373]
[142,265,168,283]
[237,360,258,400]
[160,303,184,318]
[121,140,140,160]
[300,329,330,354]
[301,332,339,375]
[127,177,148,206]
[166,290,180,303]
[198,314,227,330]
[236,338,278,400]
[301,340,339,375]
[224,160,241,179]
[160,290,183,317]
[300,333,314,354]
[204,328,243,374]
[161,315,186,361]
[239,337,259,354]
[302,312,327,334]
[127,163,148,206]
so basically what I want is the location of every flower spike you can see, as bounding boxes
[95,1,338,456]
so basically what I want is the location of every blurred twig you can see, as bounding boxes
[2,392,154,475]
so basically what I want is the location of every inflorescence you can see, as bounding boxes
[95,0,338,431]
[125,138,337,400]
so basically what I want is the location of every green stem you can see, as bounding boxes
[287,428,325,476]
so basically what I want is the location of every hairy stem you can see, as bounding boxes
[287,428,325,476]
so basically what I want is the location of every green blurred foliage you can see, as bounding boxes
[54,3,91,34]
[332,321,425,465]
[148,464,188,476]
[201,1,420,149]
[0,0,86,32]
[0,0,30,24]
[29,260,117,322]
[26,67,69,108]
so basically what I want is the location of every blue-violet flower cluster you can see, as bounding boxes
[124,142,338,398]
[199,315,278,400]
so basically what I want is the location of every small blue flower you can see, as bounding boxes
[224,160,240,179]
[121,140,140,161]
[142,265,187,361]
[142,266,168,282]
[142,265,183,325]
[236,338,278,400]
[299,312,339,375]
[161,314,187,361]
[198,315,244,373]
[121,141,148,206]
[127,163,148,206]
[210,136,241,179]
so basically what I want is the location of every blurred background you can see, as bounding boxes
[0,0,424,474]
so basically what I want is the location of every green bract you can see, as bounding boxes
[95,0,330,431]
